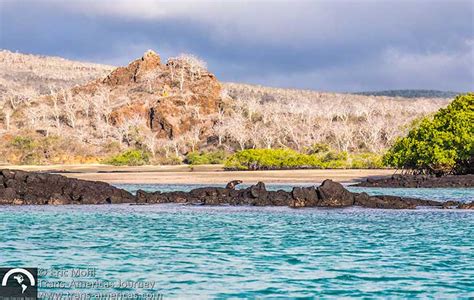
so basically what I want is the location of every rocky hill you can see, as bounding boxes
[1,49,456,103]
[2,50,222,139]
[0,50,454,165]
[62,50,222,139]
[0,50,225,164]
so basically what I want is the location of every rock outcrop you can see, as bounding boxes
[0,169,135,205]
[459,202,474,209]
[1,170,472,209]
[353,174,474,188]
[100,50,222,139]
[103,50,162,86]
[105,50,221,139]
[26,50,223,142]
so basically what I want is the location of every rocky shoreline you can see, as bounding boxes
[353,174,474,188]
[1,169,472,209]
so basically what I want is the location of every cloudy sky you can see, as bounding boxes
[1,0,473,92]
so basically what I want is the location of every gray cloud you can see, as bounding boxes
[1,0,472,92]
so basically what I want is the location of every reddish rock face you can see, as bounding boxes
[103,50,162,86]
[32,50,223,142]
[99,50,222,139]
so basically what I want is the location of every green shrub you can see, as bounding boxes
[225,148,389,170]
[104,149,150,166]
[307,143,330,154]
[322,150,348,162]
[11,136,37,151]
[185,150,227,165]
[5,134,99,165]
[324,159,350,169]
[10,136,40,164]
[350,153,384,169]
[384,93,474,175]
[224,148,325,170]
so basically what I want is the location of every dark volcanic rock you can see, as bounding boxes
[458,202,474,209]
[250,182,266,198]
[136,182,276,206]
[361,195,416,209]
[442,201,462,209]
[317,180,354,207]
[0,170,453,209]
[290,186,318,208]
[354,193,442,209]
[0,187,18,204]
[353,174,474,188]
[0,169,135,205]
[189,187,231,205]
[136,190,167,204]
[268,190,292,206]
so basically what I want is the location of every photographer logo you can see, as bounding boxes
[0,268,37,299]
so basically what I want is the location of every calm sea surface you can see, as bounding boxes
[1,184,473,299]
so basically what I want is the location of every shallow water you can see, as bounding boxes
[1,185,473,298]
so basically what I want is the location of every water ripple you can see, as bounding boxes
[1,198,473,298]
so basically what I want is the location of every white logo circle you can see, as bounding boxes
[1,268,36,294]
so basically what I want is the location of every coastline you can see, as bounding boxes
[1,164,395,184]
[3,168,464,209]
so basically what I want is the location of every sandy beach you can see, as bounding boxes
[2,164,395,184]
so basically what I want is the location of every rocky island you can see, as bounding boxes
[353,174,474,188]
[1,169,472,209]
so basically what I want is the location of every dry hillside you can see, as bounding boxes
[0,49,114,98]
[0,50,224,164]
[221,83,449,152]
[0,49,452,165]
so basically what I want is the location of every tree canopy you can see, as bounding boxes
[383,93,474,175]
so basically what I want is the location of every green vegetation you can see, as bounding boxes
[383,93,474,175]
[224,148,383,170]
[184,150,227,165]
[350,153,384,169]
[1,133,385,169]
[224,149,314,170]
[104,149,150,166]
[2,50,451,168]
[10,136,39,165]
[2,134,98,165]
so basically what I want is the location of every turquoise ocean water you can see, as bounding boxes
[1,184,473,299]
